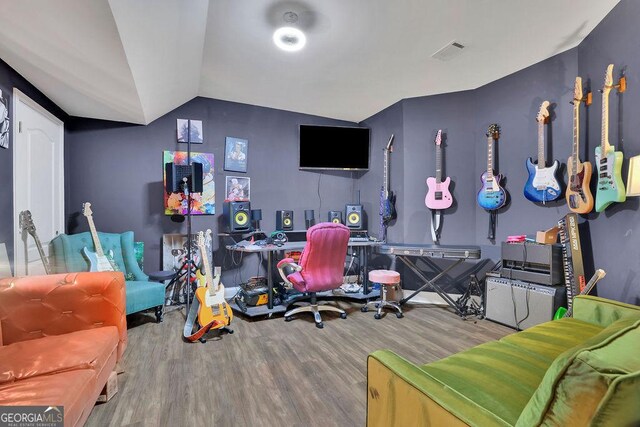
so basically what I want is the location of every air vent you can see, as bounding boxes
[431,41,465,61]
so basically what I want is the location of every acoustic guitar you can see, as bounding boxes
[195,230,233,330]
[477,124,507,210]
[81,202,118,272]
[566,77,594,214]
[425,130,453,210]
[18,210,52,274]
[595,64,626,212]
[523,101,562,203]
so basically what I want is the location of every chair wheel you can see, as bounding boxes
[374,313,382,320]
[316,322,324,329]
[199,338,206,343]
[361,306,369,312]
[340,312,347,319]
[228,329,235,334]
[285,316,293,322]
[396,312,404,319]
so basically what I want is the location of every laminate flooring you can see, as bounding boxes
[86,301,513,427]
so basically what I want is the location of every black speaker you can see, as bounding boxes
[304,209,315,229]
[345,204,363,229]
[223,201,251,232]
[276,210,294,231]
[328,211,342,224]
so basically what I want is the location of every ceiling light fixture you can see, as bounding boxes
[273,12,306,52]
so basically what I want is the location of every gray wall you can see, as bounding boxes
[0,59,67,272]
[65,98,358,284]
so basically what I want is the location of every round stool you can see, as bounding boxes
[362,270,403,319]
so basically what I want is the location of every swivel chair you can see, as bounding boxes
[277,222,350,328]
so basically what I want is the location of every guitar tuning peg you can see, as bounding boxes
[569,101,575,105]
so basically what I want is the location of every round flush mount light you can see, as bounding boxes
[273,26,306,52]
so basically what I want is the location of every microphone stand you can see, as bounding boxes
[184,135,194,315]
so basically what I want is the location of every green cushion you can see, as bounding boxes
[125,281,165,315]
[419,318,604,426]
[516,318,640,427]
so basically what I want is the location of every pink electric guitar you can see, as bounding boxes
[425,130,453,210]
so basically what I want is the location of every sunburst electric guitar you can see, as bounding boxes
[477,124,507,210]
[524,101,562,203]
[566,77,594,214]
[81,202,118,272]
[195,230,233,331]
[595,64,626,212]
[425,130,453,210]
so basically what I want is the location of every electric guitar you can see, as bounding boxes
[379,134,396,240]
[425,130,453,209]
[18,210,52,274]
[524,101,562,203]
[566,77,594,214]
[195,230,233,330]
[595,64,626,212]
[477,124,507,210]
[81,202,117,272]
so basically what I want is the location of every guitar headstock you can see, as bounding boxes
[537,101,550,123]
[603,64,614,91]
[573,77,583,103]
[434,130,442,146]
[197,231,205,249]
[385,134,395,153]
[486,124,500,140]
[82,202,93,217]
[19,210,36,235]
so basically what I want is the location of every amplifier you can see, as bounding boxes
[485,277,566,330]
[501,242,563,285]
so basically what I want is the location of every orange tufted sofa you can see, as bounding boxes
[0,272,127,427]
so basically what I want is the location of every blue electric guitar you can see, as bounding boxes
[81,202,118,272]
[595,64,626,212]
[477,124,507,210]
[524,101,562,203]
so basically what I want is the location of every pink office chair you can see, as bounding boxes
[277,222,350,328]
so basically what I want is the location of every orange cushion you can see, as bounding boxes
[0,327,118,385]
[0,369,96,427]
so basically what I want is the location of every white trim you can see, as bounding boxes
[12,88,65,274]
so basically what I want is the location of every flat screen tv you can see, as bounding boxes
[299,125,370,170]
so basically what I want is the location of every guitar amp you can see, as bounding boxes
[485,277,566,330]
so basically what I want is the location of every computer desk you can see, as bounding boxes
[225,239,383,317]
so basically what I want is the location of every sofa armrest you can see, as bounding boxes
[573,295,640,327]
[0,272,127,361]
[367,350,509,427]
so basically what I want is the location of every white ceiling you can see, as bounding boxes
[0,0,620,125]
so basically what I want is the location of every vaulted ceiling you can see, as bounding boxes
[0,0,620,125]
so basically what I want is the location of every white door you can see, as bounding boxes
[13,89,64,276]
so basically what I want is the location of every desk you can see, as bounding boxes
[225,239,383,317]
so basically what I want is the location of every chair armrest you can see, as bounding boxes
[573,295,640,327]
[277,258,302,286]
[0,272,128,361]
[367,350,509,427]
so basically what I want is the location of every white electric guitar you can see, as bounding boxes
[81,202,117,272]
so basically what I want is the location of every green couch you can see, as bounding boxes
[367,296,640,427]
[49,231,165,320]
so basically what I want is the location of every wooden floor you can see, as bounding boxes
[87,301,512,427]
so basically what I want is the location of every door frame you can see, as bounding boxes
[12,88,65,273]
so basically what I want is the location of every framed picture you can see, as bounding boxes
[225,176,250,202]
[177,119,203,144]
[163,151,215,215]
[0,89,10,149]
[224,137,248,173]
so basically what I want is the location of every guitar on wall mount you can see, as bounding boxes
[566,77,594,214]
[477,124,507,210]
[425,130,453,210]
[81,202,117,272]
[379,134,397,241]
[595,64,626,212]
[524,101,562,203]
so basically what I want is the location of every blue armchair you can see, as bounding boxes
[49,231,165,321]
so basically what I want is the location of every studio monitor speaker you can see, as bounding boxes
[276,210,294,231]
[345,204,363,229]
[328,211,342,224]
[223,201,251,232]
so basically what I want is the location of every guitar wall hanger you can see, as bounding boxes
[569,91,592,106]
[599,75,626,93]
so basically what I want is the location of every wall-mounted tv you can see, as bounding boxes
[299,124,370,170]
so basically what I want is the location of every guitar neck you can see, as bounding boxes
[572,102,580,170]
[435,143,442,183]
[383,149,390,195]
[199,242,217,293]
[601,88,610,152]
[537,121,546,168]
[86,216,104,257]
[486,137,494,179]
[32,233,51,274]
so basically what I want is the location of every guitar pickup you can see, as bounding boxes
[599,158,607,164]
[599,165,607,171]
[435,192,443,200]
[599,172,608,178]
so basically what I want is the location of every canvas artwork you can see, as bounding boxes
[224,137,248,173]
[225,176,250,201]
[162,233,211,302]
[163,151,215,215]
[177,119,203,144]
[0,89,10,149]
